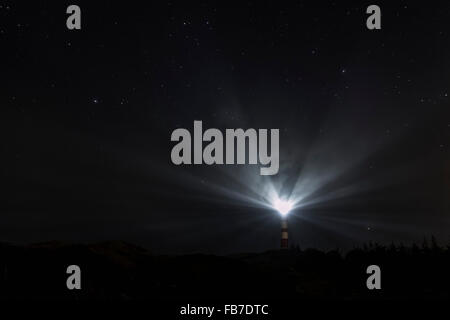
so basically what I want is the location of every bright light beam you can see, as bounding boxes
[272,197,294,217]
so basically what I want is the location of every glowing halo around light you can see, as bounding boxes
[272,197,294,216]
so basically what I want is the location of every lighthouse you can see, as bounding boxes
[281,218,288,249]
[272,197,293,249]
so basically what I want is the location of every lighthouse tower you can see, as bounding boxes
[281,218,288,249]
[273,197,293,250]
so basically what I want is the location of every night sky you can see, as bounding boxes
[1,1,449,254]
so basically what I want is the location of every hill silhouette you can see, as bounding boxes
[1,238,449,300]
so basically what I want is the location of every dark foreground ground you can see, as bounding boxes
[0,239,449,301]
